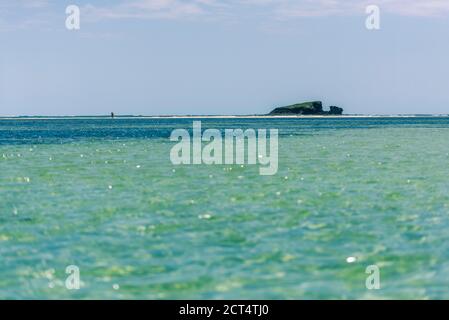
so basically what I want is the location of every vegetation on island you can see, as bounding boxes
[269,101,343,115]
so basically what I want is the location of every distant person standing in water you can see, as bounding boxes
[111,112,115,119]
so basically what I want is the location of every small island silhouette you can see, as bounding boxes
[269,101,343,116]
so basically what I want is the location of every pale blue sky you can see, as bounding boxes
[1,0,449,116]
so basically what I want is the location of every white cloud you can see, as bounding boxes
[382,0,449,17]
[0,0,49,10]
[82,0,449,21]
[19,0,49,9]
[270,0,449,18]
[0,0,51,31]
[1,0,448,31]
[83,0,215,20]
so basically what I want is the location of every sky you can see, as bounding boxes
[1,0,449,116]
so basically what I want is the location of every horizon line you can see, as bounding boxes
[1,113,449,119]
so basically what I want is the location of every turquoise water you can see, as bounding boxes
[2,117,449,299]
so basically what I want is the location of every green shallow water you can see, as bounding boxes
[1,118,449,299]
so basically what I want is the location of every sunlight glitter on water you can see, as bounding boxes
[2,117,449,299]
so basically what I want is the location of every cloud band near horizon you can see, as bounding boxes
[3,0,449,28]
[83,0,449,20]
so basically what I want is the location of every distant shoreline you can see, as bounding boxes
[1,114,449,120]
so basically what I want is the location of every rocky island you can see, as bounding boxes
[269,101,343,116]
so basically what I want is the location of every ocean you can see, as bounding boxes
[1,117,449,299]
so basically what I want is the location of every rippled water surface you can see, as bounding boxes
[2,117,449,299]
